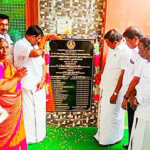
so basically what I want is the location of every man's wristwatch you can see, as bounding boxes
[113,92,118,96]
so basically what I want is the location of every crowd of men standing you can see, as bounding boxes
[94,26,150,150]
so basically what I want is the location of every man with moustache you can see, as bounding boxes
[0,14,13,62]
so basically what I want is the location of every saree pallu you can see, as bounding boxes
[0,92,27,150]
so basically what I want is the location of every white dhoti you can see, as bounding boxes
[94,45,130,145]
[22,88,46,144]
[128,104,150,150]
[94,92,125,145]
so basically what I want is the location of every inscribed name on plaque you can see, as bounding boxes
[49,39,94,111]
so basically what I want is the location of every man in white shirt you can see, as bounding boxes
[124,36,150,150]
[14,25,46,144]
[94,29,130,146]
[0,14,13,62]
[120,26,143,149]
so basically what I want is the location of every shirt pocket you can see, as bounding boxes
[109,54,120,69]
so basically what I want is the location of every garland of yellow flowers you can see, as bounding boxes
[39,34,61,111]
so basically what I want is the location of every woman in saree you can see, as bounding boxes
[0,38,27,149]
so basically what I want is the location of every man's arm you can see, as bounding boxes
[14,41,28,68]
[124,76,140,99]
[111,46,130,104]
[122,76,140,110]
[37,63,46,91]
[110,70,124,104]
[29,49,44,57]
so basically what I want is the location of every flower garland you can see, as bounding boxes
[39,34,61,112]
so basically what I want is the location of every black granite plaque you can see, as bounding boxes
[49,39,94,111]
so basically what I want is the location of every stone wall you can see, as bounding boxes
[39,0,105,127]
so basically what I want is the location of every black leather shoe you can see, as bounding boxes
[123,144,128,149]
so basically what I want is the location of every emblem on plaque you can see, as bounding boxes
[67,40,76,50]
